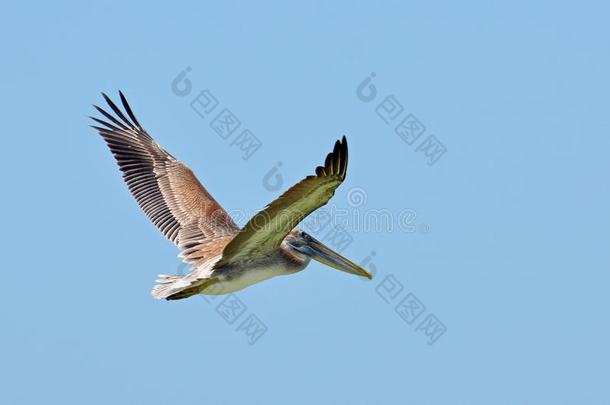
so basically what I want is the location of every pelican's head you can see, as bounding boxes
[284,229,372,279]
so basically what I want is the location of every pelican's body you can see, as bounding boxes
[211,256,300,294]
[207,244,310,295]
[90,92,372,300]
[158,241,310,298]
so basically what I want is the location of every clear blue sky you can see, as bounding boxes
[2,1,609,404]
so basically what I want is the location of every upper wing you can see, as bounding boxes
[90,91,239,267]
[215,137,348,267]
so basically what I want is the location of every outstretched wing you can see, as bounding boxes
[90,91,239,267]
[215,137,348,267]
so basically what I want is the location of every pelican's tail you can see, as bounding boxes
[151,274,218,300]
[151,274,196,300]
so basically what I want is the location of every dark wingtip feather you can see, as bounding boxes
[333,140,341,174]
[93,104,128,130]
[324,153,334,174]
[90,124,108,133]
[100,92,111,105]
[340,135,348,177]
[119,90,142,129]
[90,115,120,131]
[101,91,135,128]
[334,139,341,153]
[320,137,350,178]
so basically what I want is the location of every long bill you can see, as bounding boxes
[292,234,373,279]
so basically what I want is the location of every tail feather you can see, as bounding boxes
[151,274,192,300]
[151,274,219,300]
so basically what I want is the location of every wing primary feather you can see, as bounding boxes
[93,104,129,130]
[119,90,142,129]
[343,135,349,176]
[89,116,121,131]
[101,92,136,129]
[341,136,348,177]
[90,125,110,133]
[215,136,351,267]
[91,92,239,267]
[333,140,341,174]
[325,153,334,174]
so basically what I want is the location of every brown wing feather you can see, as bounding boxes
[90,91,239,265]
[215,137,348,267]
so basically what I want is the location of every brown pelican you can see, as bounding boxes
[90,92,372,300]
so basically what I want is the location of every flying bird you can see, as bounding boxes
[90,92,372,300]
